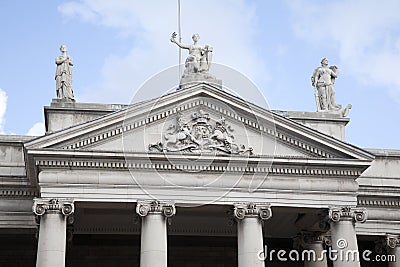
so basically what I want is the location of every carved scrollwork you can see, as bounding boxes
[296,232,327,249]
[386,235,400,249]
[233,202,272,221]
[136,200,176,218]
[33,204,46,216]
[163,204,176,218]
[136,202,151,217]
[328,207,341,222]
[32,198,75,219]
[258,206,272,220]
[353,208,367,223]
[61,203,75,216]
[233,204,246,220]
[324,235,332,247]
[328,206,367,223]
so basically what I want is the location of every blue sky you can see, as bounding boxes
[0,0,399,149]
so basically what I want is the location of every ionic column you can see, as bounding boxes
[234,202,272,267]
[33,198,74,267]
[328,207,367,267]
[136,200,176,267]
[386,234,400,267]
[297,232,328,267]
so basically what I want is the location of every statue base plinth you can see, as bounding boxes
[275,110,350,141]
[179,73,222,90]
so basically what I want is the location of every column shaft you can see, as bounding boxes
[36,213,67,267]
[140,213,167,267]
[34,198,74,267]
[386,235,400,267]
[234,203,271,267]
[330,220,360,267]
[136,200,175,267]
[328,207,366,267]
[304,242,328,267]
[237,217,265,267]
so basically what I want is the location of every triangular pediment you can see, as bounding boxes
[25,84,374,161]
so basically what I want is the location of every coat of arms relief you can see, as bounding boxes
[149,109,253,155]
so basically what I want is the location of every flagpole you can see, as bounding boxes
[178,0,182,80]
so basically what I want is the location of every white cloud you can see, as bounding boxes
[27,122,45,136]
[287,0,400,101]
[58,0,269,104]
[0,88,7,134]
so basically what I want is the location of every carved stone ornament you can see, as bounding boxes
[294,232,329,249]
[233,202,272,221]
[33,198,75,221]
[386,234,400,249]
[149,110,253,155]
[136,200,176,218]
[328,206,367,223]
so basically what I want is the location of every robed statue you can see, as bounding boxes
[311,58,351,116]
[170,32,213,78]
[55,45,74,101]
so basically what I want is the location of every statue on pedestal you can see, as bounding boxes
[311,58,351,116]
[170,32,213,78]
[55,45,74,101]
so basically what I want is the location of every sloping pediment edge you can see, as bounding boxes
[25,84,374,161]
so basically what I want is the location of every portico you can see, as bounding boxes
[0,70,398,266]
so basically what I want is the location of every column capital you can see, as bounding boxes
[233,202,272,221]
[294,232,330,249]
[301,231,327,244]
[386,234,400,249]
[328,206,367,223]
[136,200,176,218]
[32,198,75,217]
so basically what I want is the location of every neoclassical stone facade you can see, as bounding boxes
[0,82,400,267]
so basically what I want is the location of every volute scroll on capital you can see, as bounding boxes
[33,198,75,217]
[328,206,367,223]
[233,202,272,221]
[386,234,400,249]
[136,200,176,218]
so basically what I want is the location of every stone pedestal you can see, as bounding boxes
[386,235,400,267]
[45,99,128,133]
[33,198,74,267]
[136,200,175,267]
[179,74,222,90]
[328,207,367,267]
[234,203,272,267]
[277,111,350,141]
